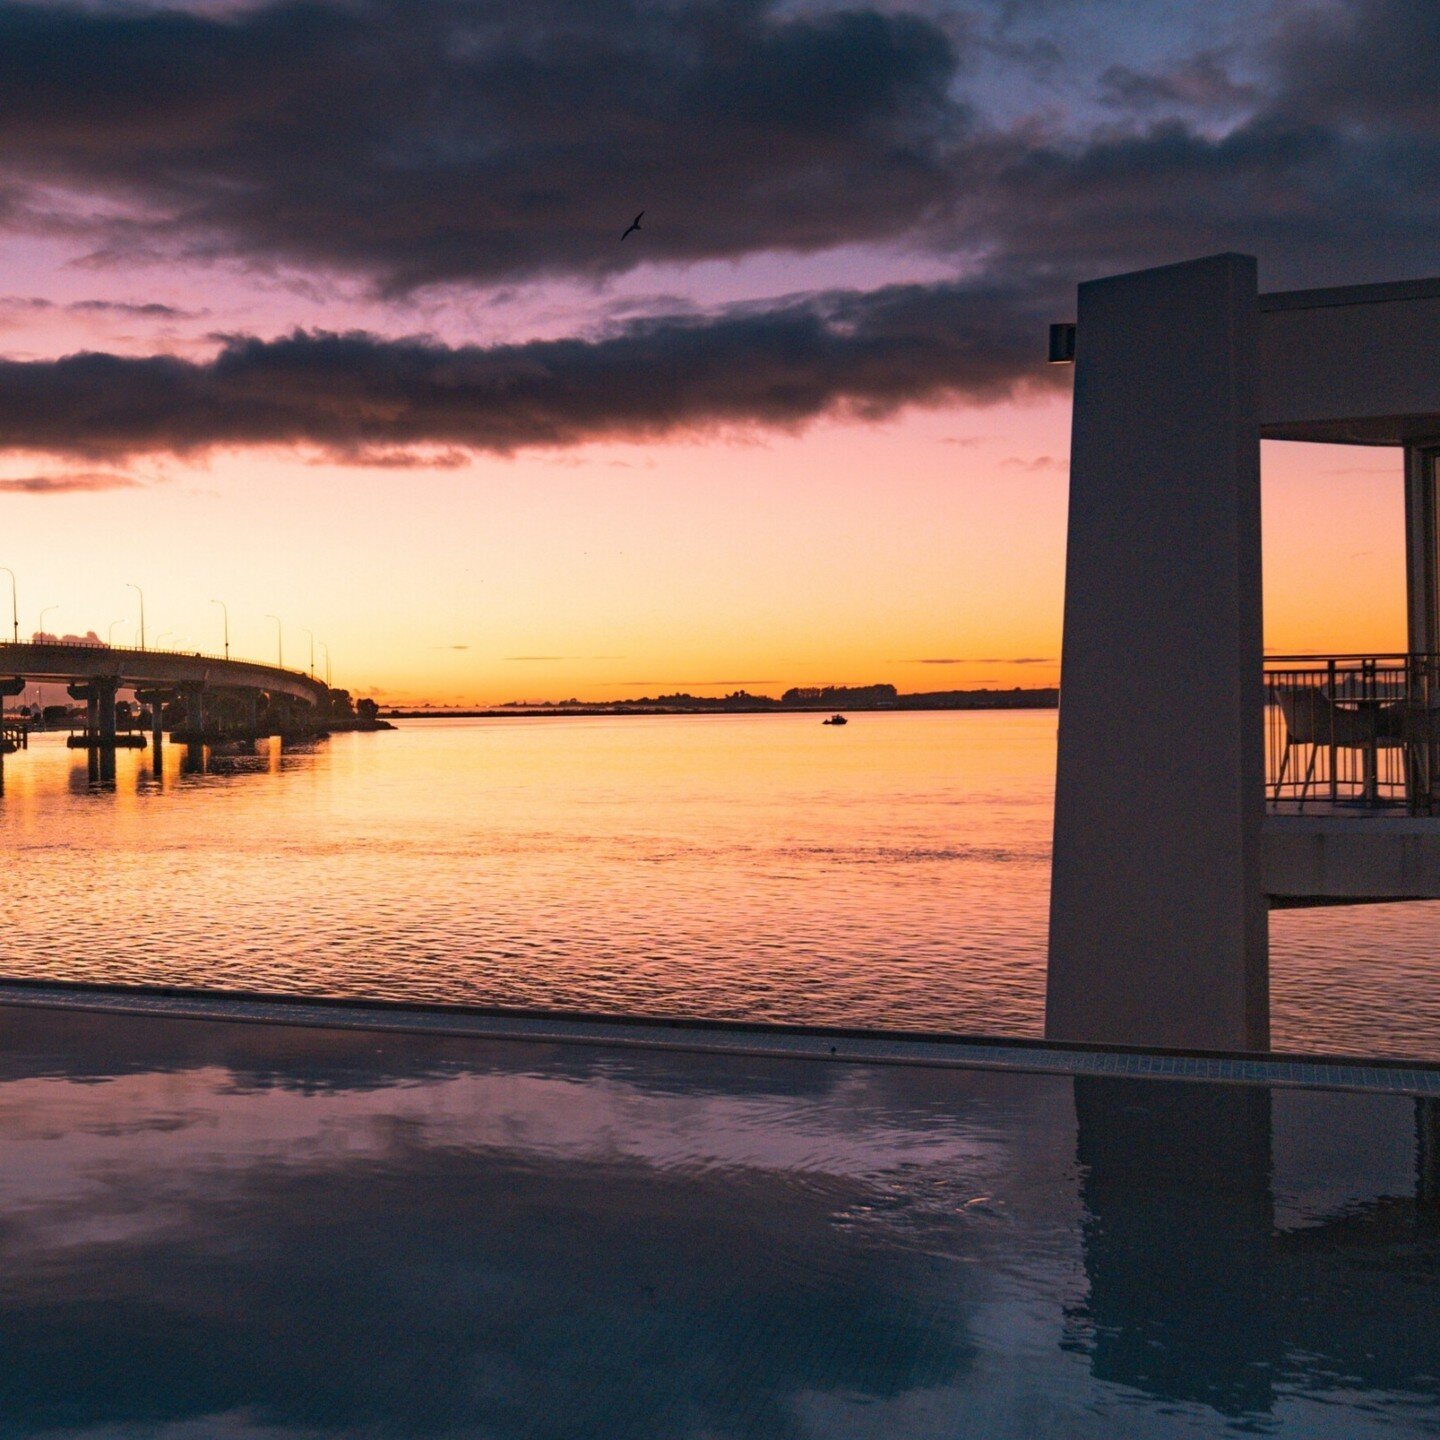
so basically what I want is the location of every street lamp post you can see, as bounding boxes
[126,583,146,650]
[266,614,283,668]
[211,599,230,660]
[38,605,58,641]
[318,642,331,688]
[107,619,126,646]
[301,627,315,679]
[0,567,17,643]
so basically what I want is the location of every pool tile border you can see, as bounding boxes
[1,980,1438,1098]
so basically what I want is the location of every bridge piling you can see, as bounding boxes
[182,682,205,738]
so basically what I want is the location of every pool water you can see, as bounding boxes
[1,1002,1437,1438]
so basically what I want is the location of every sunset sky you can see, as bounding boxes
[0,0,1431,703]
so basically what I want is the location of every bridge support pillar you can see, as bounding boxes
[135,688,171,770]
[67,682,99,740]
[0,677,24,791]
[183,682,205,736]
[96,678,117,749]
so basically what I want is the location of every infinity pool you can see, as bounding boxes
[1,998,1437,1438]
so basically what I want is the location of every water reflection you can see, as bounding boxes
[0,1006,1436,1437]
[6,715,1440,1055]
[1072,1078,1440,1429]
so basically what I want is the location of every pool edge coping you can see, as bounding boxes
[1,979,1438,1099]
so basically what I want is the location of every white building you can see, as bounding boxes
[1046,254,1440,1052]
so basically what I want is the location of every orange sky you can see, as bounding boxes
[0,394,1410,704]
[0,0,1428,705]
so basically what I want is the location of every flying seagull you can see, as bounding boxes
[620,211,644,241]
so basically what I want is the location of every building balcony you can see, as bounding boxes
[1265,654,1440,904]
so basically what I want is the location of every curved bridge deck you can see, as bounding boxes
[0,642,328,707]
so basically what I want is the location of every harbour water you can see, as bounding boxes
[1,711,1437,1058]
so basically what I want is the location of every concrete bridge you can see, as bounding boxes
[0,641,328,709]
[0,641,331,767]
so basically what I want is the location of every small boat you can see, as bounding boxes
[822,714,848,726]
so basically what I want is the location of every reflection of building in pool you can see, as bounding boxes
[1047,255,1440,1051]
[1071,1077,1440,1419]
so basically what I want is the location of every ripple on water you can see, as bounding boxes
[1,714,1438,1057]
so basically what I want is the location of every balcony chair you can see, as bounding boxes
[1272,685,1402,806]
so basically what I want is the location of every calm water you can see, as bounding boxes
[0,1004,1436,1438]
[1,712,1438,1057]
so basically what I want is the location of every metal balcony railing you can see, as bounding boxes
[1265,653,1440,812]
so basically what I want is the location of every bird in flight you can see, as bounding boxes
[620,211,644,241]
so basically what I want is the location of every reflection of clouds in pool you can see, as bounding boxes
[0,1006,1437,1439]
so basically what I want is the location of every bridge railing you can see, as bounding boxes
[1,638,320,685]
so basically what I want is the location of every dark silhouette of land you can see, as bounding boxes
[383,682,1058,719]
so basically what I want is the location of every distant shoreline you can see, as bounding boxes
[384,690,1059,720]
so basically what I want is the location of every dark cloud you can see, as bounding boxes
[960,0,1440,291]
[0,279,1059,460]
[0,0,1429,300]
[1098,49,1257,113]
[0,0,1433,457]
[0,296,197,318]
[0,0,966,293]
[1000,454,1065,471]
[66,299,198,319]
[306,446,472,469]
[0,470,140,492]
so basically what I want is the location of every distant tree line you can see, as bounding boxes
[781,684,898,707]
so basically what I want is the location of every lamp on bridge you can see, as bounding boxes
[211,599,230,661]
[126,583,146,650]
[37,604,57,642]
[0,567,17,644]
[266,614,283,668]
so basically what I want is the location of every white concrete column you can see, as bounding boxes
[1046,254,1269,1051]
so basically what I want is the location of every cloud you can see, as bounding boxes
[0,296,198,319]
[305,447,472,470]
[0,0,1433,460]
[0,470,140,492]
[432,643,470,650]
[1000,455,1066,472]
[66,299,199,320]
[910,656,1053,664]
[0,0,1429,304]
[1098,48,1258,114]
[0,279,1060,460]
[0,0,966,294]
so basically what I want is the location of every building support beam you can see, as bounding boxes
[1404,445,1440,813]
[1047,254,1269,1051]
[1405,446,1440,656]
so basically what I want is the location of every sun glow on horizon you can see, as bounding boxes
[0,421,1410,706]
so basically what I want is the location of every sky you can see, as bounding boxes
[0,0,1433,703]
